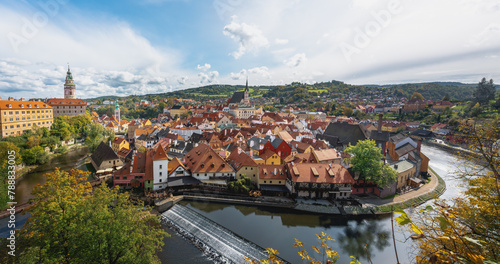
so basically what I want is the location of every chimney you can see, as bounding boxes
[394,164,398,170]
[250,149,253,157]
[8,97,14,101]
[377,114,383,132]
[274,168,277,175]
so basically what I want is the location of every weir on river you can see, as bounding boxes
[162,204,288,264]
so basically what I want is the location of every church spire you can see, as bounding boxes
[245,76,248,92]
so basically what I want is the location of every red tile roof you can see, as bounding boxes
[287,163,354,184]
[184,143,234,174]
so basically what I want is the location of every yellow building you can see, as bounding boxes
[0,99,53,137]
[390,160,417,191]
[112,137,130,153]
[260,150,282,165]
[170,105,188,117]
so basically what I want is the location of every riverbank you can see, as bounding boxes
[155,167,446,216]
[14,143,87,183]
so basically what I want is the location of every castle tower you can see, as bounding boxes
[114,101,120,124]
[64,65,76,99]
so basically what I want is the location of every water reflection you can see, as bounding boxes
[337,220,391,261]
[15,147,89,204]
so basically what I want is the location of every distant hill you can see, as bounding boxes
[86,80,479,103]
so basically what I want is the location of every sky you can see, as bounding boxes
[0,0,499,99]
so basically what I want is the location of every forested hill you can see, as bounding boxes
[90,81,479,103]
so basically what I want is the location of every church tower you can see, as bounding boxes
[114,101,120,124]
[243,76,249,105]
[64,65,76,99]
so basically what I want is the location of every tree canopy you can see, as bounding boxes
[474,78,496,106]
[345,139,396,188]
[10,168,168,264]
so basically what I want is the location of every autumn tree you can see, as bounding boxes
[245,232,344,264]
[400,119,500,263]
[410,92,424,101]
[14,168,167,264]
[345,139,397,189]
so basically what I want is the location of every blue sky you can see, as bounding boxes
[0,0,499,99]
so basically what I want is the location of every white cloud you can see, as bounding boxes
[248,66,271,79]
[230,69,247,80]
[274,38,289,45]
[177,76,188,85]
[223,15,269,59]
[197,63,211,71]
[284,53,307,67]
[198,71,219,84]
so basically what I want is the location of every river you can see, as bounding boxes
[2,144,466,263]
[14,146,90,204]
[158,144,467,264]
[0,147,89,238]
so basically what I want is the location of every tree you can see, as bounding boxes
[400,119,500,263]
[442,94,450,101]
[22,146,48,165]
[410,92,424,101]
[345,139,396,188]
[342,107,353,117]
[15,169,168,264]
[473,77,495,106]
[0,142,21,209]
[228,175,255,194]
[85,123,114,152]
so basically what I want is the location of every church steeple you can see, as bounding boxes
[243,76,249,105]
[64,64,76,99]
[114,101,120,124]
[245,76,249,92]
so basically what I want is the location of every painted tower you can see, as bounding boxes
[64,65,76,99]
[114,101,120,124]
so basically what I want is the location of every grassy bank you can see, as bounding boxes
[372,167,446,213]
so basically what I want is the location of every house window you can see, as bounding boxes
[159,165,162,169]
[159,179,162,182]
[159,172,162,176]
[270,181,273,184]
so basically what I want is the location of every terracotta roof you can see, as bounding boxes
[226,148,258,171]
[153,146,169,161]
[287,163,354,184]
[112,137,126,145]
[0,100,52,110]
[116,148,132,158]
[260,149,278,160]
[184,143,234,174]
[312,148,340,162]
[278,131,294,142]
[168,157,187,174]
[132,152,147,174]
[46,98,86,105]
[259,164,286,180]
[290,140,311,153]
[144,150,155,181]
